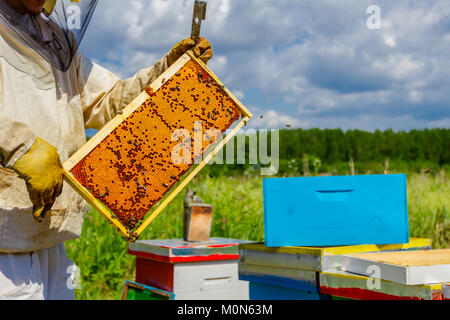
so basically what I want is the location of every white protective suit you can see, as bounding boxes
[0,12,169,298]
[0,243,76,299]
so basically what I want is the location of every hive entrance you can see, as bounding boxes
[64,52,252,240]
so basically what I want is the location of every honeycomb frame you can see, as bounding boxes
[63,51,252,241]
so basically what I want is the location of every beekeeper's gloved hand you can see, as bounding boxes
[168,37,213,66]
[13,138,64,223]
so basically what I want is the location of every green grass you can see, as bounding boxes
[407,170,449,248]
[66,171,449,300]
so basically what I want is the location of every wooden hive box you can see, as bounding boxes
[262,174,409,247]
[239,238,431,273]
[128,238,253,300]
[238,239,431,296]
[63,52,252,241]
[332,249,450,285]
[248,282,331,301]
[121,280,175,300]
[320,270,444,300]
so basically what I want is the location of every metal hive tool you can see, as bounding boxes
[63,52,252,241]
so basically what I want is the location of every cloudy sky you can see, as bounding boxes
[80,0,450,131]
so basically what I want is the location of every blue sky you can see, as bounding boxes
[80,0,450,132]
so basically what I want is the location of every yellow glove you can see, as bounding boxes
[13,138,64,223]
[168,37,213,66]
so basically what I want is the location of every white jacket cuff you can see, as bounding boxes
[5,136,36,169]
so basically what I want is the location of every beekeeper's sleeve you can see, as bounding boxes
[0,114,36,169]
[78,53,169,130]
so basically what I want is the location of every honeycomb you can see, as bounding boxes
[70,59,241,230]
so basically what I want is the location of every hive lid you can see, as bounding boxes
[63,51,252,241]
[239,238,432,257]
[348,249,450,267]
[333,249,450,285]
[129,238,254,263]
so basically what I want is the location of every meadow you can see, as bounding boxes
[66,169,449,300]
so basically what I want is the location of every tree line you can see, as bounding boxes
[275,128,449,165]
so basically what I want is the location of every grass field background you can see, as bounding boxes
[66,170,449,300]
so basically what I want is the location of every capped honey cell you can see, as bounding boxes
[70,58,243,230]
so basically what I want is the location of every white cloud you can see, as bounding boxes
[232,90,245,100]
[80,0,450,130]
[409,90,423,103]
[208,55,228,79]
[384,35,396,47]
[247,106,308,130]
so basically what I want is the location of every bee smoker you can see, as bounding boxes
[183,189,214,242]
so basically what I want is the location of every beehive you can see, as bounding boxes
[64,52,252,241]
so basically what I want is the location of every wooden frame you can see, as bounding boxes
[121,280,175,300]
[63,51,252,241]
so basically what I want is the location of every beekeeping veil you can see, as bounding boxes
[0,0,98,71]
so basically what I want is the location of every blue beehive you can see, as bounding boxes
[263,174,409,247]
[248,283,331,301]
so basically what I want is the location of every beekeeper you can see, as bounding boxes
[0,0,212,300]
